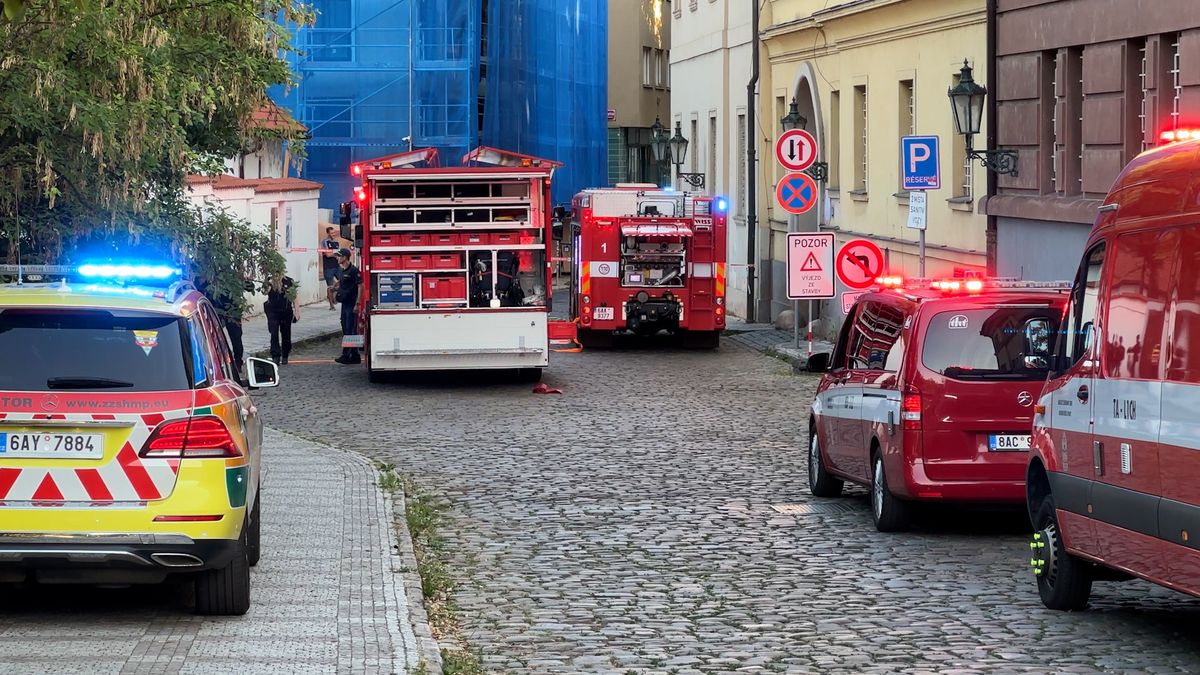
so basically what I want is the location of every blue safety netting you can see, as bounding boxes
[482,0,608,206]
[273,0,605,210]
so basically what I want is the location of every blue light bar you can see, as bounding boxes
[78,263,181,281]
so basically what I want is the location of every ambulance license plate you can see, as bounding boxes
[988,434,1030,451]
[0,432,104,460]
[593,307,614,321]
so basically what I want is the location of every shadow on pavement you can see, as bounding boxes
[0,580,192,615]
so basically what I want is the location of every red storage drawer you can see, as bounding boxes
[398,254,430,270]
[431,253,462,269]
[491,232,518,245]
[462,232,487,245]
[400,233,430,246]
[371,254,405,271]
[371,233,405,248]
[430,233,459,246]
[421,275,467,301]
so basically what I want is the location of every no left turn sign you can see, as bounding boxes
[835,239,885,290]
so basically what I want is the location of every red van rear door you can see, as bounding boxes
[916,300,1065,482]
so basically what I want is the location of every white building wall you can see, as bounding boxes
[671,0,753,319]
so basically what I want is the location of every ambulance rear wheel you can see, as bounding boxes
[1033,498,1092,611]
[577,329,612,349]
[194,527,251,616]
[683,330,720,350]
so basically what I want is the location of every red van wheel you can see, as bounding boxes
[870,452,909,532]
[807,429,843,498]
[1032,498,1092,611]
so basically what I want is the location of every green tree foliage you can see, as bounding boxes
[0,0,311,314]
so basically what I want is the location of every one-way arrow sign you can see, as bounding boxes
[776,129,817,172]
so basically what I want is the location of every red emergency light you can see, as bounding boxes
[351,164,363,176]
[1159,128,1200,145]
[353,186,366,203]
[878,277,1069,293]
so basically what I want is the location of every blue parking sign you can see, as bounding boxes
[901,136,940,191]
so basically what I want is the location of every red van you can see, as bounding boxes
[1028,139,1200,610]
[807,279,1068,531]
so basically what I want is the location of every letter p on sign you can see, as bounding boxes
[901,135,940,191]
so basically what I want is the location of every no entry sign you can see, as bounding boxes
[835,238,885,290]
[787,232,835,299]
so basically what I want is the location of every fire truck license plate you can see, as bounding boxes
[593,307,614,320]
[0,432,104,459]
[988,434,1031,451]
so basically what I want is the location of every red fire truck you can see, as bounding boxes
[568,185,728,349]
[350,147,561,381]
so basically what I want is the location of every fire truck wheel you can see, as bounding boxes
[577,329,612,349]
[870,450,910,533]
[808,428,843,498]
[682,330,721,350]
[517,368,543,383]
[1032,498,1093,611]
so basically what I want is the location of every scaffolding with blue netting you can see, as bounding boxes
[482,0,608,206]
[273,0,605,210]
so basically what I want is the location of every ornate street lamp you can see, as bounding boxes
[780,97,827,182]
[669,121,705,190]
[649,116,668,164]
[947,60,1018,176]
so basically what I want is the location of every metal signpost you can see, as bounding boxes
[901,136,940,277]
[775,130,823,351]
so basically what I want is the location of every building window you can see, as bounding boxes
[853,84,868,192]
[829,90,841,190]
[1138,40,1150,152]
[690,119,699,172]
[661,49,670,89]
[708,115,718,192]
[308,0,353,62]
[306,98,353,139]
[1053,48,1084,196]
[737,113,747,215]
[1171,35,1183,131]
[898,80,914,190]
[643,47,653,87]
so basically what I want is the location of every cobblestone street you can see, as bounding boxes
[259,339,1200,673]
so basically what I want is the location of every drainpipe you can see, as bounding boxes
[985,0,999,275]
[746,0,760,322]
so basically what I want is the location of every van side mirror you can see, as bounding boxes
[1024,318,1052,355]
[807,352,831,373]
[246,357,279,388]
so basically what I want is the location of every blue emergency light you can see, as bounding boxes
[77,263,182,281]
[715,197,729,213]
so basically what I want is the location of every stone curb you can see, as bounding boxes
[249,328,342,360]
[390,492,446,674]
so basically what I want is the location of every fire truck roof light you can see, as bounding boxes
[351,164,363,176]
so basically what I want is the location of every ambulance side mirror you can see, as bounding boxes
[246,357,280,388]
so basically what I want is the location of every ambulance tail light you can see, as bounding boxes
[902,390,922,431]
[140,417,243,459]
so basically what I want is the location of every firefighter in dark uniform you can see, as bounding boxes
[334,248,362,364]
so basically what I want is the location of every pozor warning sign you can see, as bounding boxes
[787,232,836,300]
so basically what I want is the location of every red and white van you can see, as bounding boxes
[1028,138,1200,609]
[807,278,1069,531]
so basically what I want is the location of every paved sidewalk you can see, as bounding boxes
[724,321,834,371]
[243,302,345,358]
[0,429,435,674]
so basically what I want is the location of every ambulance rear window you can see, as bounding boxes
[0,309,191,392]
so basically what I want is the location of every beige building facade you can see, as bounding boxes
[669,0,754,318]
[758,0,989,324]
[608,0,673,185]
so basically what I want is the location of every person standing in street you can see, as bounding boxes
[321,226,341,310]
[334,248,362,364]
[264,274,298,365]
